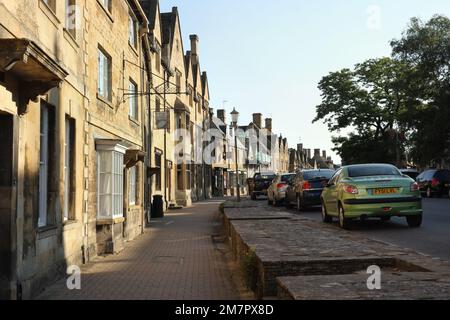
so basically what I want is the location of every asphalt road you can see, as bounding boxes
[276,198,450,261]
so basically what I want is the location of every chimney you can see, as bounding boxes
[190,34,199,63]
[322,150,327,159]
[265,118,272,132]
[306,149,311,160]
[314,149,321,158]
[217,109,226,124]
[253,113,262,128]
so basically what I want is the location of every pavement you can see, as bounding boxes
[275,198,450,261]
[36,200,239,300]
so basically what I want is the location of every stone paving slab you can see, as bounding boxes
[277,272,450,300]
[36,200,239,300]
[224,204,450,299]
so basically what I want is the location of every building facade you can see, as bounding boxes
[0,0,151,299]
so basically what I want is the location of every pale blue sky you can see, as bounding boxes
[160,1,450,163]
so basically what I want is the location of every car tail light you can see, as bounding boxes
[431,178,439,187]
[410,182,419,192]
[302,181,311,190]
[277,183,287,190]
[343,184,359,194]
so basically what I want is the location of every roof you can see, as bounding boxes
[139,0,158,29]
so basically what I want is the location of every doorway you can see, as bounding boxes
[0,113,13,299]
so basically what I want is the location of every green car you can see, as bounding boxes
[321,164,423,229]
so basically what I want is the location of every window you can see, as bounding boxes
[99,0,111,12]
[129,80,138,120]
[175,70,181,96]
[43,0,56,12]
[155,149,162,191]
[155,97,161,112]
[155,49,161,73]
[176,113,182,130]
[65,0,77,38]
[129,166,137,205]
[129,13,138,49]
[186,164,191,190]
[64,117,75,222]
[98,47,111,101]
[348,165,401,178]
[97,149,124,219]
[189,89,193,107]
[39,103,55,227]
[177,164,184,190]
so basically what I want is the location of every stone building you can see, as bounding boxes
[0,0,150,299]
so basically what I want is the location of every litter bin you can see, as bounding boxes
[151,195,164,219]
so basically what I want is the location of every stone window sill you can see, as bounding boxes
[63,28,80,51]
[97,217,125,226]
[96,0,114,24]
[39,0,60,29]
[37,225,58,240]
[97,93,113,108]
[129,115,140,126]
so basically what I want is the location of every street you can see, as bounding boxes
[271,198,450,261]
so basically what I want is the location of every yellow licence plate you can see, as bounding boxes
[373,188,398,195]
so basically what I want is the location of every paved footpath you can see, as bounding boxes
[37,200,239,300]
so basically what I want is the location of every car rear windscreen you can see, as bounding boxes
[255,174,275,180]
[281,175,295,182]
[303,170,335,180]
[348,166,401,178]
[436,170,450,180]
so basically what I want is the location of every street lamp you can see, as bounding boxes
[230,108,241,202]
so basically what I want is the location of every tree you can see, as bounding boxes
[391,15,450,167]
[313,57,412,165]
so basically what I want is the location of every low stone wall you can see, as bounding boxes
[222,200,450,300]
[277,272,450,300]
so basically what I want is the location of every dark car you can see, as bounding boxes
[251,172,276,200]
[400,169,420,181]
[416,169,450,198]
[285,169,335,211]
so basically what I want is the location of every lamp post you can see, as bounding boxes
[231,108,241,202]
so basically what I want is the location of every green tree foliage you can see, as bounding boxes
[313,57,411,165]
[315,15,450,167]
[391,15,450,167]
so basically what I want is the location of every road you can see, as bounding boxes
[271,198,450,261]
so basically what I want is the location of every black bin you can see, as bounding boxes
[152,195,164,219]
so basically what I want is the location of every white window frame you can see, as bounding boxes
[39,105,49,227]
[128,13,138,49]
[129,166,137,206]
[129,80,138,120]
[98,47,111,101]
[97,141,128,220]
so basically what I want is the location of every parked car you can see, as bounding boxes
[267,173,295,206]
[251,172,276,200]
[285,169,335,211]
[416,169,450,198]
[400,168,420,181]
[321,164,423,229]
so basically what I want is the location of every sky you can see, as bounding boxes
[160,0,450,164]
